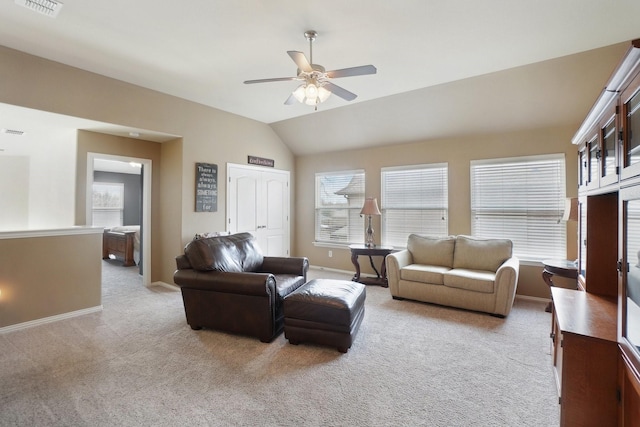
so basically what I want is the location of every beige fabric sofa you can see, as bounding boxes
[386,234,519,317]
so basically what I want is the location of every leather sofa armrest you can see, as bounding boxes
[173,269,276,297]
[175,254,192,270]
[260,256,309,279]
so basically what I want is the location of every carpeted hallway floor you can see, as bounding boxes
[0,261,560,426]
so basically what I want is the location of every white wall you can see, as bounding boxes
[27,129,77,229]
[0,156,29,230]
[0,128,76,231]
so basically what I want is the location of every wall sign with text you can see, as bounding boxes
[195,162,217,212]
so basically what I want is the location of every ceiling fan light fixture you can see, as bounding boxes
[305,83,319,101]
[292,85,306,103]
[318,86,331,102]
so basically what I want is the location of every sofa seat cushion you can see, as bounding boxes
[400,264,450,285]
[274,274,306,300]
[407,234,456,268]
[453,235,512,272]
[443,269,496,293]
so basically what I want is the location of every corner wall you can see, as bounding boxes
[0,45,296,288]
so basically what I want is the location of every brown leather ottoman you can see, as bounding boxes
[283,279,366,353]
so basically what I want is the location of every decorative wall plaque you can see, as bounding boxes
[248,155,274,167]
[195,162,217,212]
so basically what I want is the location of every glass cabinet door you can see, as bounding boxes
[622,75,640,180]
[579,147,588,189]
[588,134,599,188]
[600,111,618,187]
[578,198,587,280]
[622,187,640,369]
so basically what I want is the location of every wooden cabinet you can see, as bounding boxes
[569,39,640,427]
[551,288,618,426]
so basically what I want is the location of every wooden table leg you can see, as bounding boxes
[351,252,361,282]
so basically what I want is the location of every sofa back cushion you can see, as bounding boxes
[453,235,512,272]
[407,234,455,268]
[184,232,264,272]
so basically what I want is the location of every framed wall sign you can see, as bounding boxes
[195,162,217,212]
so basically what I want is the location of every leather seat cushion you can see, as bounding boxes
[274,274,306,300]
[284,279,366,328]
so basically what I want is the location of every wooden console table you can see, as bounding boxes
[349,244,394,287]
[550,288,618,426]
[542,259,578,312]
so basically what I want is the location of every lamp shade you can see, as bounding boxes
[361,197,381,216]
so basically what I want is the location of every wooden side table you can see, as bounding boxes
[542,259,578,312]
[349,244,394,287]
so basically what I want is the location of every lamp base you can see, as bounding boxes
[365,218,375,247]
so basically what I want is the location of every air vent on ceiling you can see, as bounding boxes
[1,128,26,136]
[15,0,63,18]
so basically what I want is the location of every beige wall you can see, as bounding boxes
[0,45,296,291]
[0,230,102,328]
[75,130,166,282]
[295,125,579,299]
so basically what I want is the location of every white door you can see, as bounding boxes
[227,164,290,256]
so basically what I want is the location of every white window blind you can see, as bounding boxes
[381,163,448,247]
[92,182,124,228]
[470,154,566,262]
[315,170,365,245]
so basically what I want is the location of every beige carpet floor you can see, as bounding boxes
[0,261,559,426]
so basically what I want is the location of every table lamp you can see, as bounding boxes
[360,197,381,247]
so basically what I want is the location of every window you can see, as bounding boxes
[381,163,448,247]
[92,182,124,228]
[470,154,566,262]
[315,170,365,245]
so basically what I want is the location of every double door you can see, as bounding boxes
[226,163,290,257]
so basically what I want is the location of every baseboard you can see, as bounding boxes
[515,294,550,304]
[0,305,103,335]
[150,281,180,291]
[309,265,355,276]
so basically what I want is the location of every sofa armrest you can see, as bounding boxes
[493,256,520,316]
[175,254,192,270]
[386,250,413,296]
[173,269,276,297]
[260,256,309,279]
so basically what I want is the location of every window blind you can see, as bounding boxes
[315,170,365,245]
[470,154,566,261]
[381,163,448,247]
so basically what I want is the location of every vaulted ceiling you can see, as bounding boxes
[0,1,638,154]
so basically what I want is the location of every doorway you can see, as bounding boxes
[87,152,152,286]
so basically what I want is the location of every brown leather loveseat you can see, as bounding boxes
[173,232,309,342]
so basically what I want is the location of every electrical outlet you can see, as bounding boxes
[328,250,333,258]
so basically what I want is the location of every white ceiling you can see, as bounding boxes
[0,0,639,155]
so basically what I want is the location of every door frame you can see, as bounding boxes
[226,162,290,256]
[86,152,152,286]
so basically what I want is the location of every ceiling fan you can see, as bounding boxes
[243,30,377,109]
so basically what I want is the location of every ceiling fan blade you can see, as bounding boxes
[287,51,312,73]
[284,93,297,105]
[324,82,357,101]
[326,65,377,79]
[244,77,298,84]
